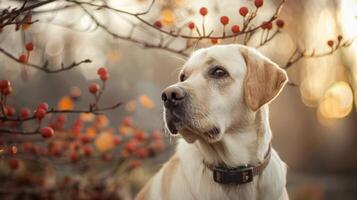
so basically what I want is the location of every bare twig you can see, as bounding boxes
[0,47,91,73]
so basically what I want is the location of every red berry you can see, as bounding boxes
[327,40,334,47]
[97,67,109,81]
[20,108,31,118]
[113,135,122,145]
[239,7,249,17]
[220,16,229,25]
[154,20,162,28]
[5,106,15,117]
[276,19,285,28]
[70,152,79,163]
[49,144,61,157]
[25,42,34,51]
[262,21,272,30]
[83,146,92,157]
[56,114,67,123]
[19,54,27,64]
[124,140,137,152]
[254,0,264,8]
[188,22,195,30]
[129,160,141,169]
[79,135,90,144]
[40,126,54,138]
[35,108,47,120]
[37,102,49,111]
[97,67,107,76]
[231,25,240,33]
[199,7,208,16]
[122,116,133,126]
[100,74,108,81]
[211,38,218,44]
[0,80,10,90]
[134,130,147,141]
[88,83,99,94]
[1,86,12,96]
[9,159,19,170]
[30,146,38,155]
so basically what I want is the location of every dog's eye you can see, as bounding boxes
[209,66,228,78]
[180,74,186,82]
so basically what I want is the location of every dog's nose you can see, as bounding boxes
[161,86,186,108]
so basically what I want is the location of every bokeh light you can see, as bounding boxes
[318,81,353,119]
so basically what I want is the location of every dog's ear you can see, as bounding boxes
[240,47,288,111]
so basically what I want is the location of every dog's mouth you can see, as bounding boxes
[165,109,221,142]
[204,127,220,137]
[165,109,183,135]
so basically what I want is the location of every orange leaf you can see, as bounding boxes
[161,9,175,25]
[139,95,155,109]
[58,96,74,110]
[119,125,132,136]
[95,115,109,128]
[94,132,115,153]
[86,127,97,138]
[80,113,95,122]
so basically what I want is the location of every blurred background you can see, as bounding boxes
[0,0,357,199]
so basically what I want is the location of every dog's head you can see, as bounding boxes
[162,44,287,143]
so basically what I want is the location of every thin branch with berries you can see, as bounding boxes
[283,35,355,69]
[0,67,121,136]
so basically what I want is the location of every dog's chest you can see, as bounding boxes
[186,169,260,200]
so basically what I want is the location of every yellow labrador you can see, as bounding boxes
[136,44,289,200]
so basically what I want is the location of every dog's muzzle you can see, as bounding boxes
[162,86,187,134]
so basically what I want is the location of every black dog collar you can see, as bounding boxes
[203,144,272,185]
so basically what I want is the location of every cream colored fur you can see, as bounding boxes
[136,44,289,200]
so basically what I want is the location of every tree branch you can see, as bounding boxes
[0,47,92,73]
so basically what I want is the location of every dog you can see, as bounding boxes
[136,44,289,200]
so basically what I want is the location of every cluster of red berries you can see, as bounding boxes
[0,82,55,139]
[88,67,108,94]
[97,67,108,81]
[4,115,165,171]
[194,0,281,37]
[34,102,48,120]
[18,42,34,64]
[0,80,12,96]
[327,35,343,48]
[120,116,165,161]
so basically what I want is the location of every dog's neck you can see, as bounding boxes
[194,106,272,168]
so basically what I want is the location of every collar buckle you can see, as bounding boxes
[213,166,254,184]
